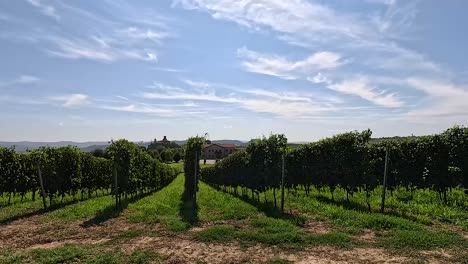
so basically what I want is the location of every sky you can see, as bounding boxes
[1,0,468,142]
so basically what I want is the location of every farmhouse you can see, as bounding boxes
[202,143,237,159]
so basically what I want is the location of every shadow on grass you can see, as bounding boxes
[315,195,369,212]
[313,193,432,225]
[80,191,154,228]
[179,189,199,226]
[211,186,306,226]
[0,199,80,225]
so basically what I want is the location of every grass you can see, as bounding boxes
[194,223,353,248]
[378,229,467,250]
[126,173,260,231]
[284,186,467,230]
[1,163,466,257]
[0,190,112,224]
[118,230,144,239]
[46,195,115,221]
[0,245,162,264]
[127,175,190,231]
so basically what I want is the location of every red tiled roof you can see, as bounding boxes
[203,143,237,149]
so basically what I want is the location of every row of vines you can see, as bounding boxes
[0,139,178,208]
[201,126,468,209]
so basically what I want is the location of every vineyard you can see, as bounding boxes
[0,128,467,263]
[0,139,178,209]
[201,127,467,214]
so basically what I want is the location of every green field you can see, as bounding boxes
[0,166,467,263]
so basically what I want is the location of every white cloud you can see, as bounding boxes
[243,89,311,102]
[237,47,344,79]
[118,27,169,43]
[51,94,90,107]
[174,0,371,43]
[16,75,40,84]
[47,38,116,62]
[101,104,174,116]
[308,72,330,84]
[26,0,60,20]
[365,0,396,6]
[175,0,444,99]
[403,78,468,121]
[152,67,187,73]
[47,37,159,63]
[141,81,335,118]
[0,75,40,87]
[328,77,403,108]
[239,99,329,118]
[184,79,212,89]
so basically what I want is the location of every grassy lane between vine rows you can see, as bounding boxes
[0,165,467,263]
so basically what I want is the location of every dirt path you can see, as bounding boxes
[0,215,462,264]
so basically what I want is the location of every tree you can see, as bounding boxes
[161,149,174,163]
[91,148,106,158]
[173,152,181,163]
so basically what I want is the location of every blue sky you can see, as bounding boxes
[1,0,468,142]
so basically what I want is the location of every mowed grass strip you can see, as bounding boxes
[284,186,467,230]
[46,195,115,221]
[127,175,188,231]
[0,244,162,264]
[126,174,261,231]
[378,229,468,250]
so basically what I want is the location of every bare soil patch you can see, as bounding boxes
[1,215,465,263]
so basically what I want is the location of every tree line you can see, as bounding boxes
[201,126,468,209]
[0,139,178,208]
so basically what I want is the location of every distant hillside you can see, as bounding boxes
[370,136,418,143]
[0,139,249,152]
[0,141,111,152]
[171,139,248,146]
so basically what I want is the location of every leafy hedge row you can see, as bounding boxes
[201,126,468,207]
[0,140,178,207]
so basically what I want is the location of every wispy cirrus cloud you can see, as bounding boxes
[12,2,173,63]
[237,47,345,80]
[174,0,445,113]
[328,76,403,108]
[0,75,40,87]
[26,0,60,20]
[50,94,91,108]
[403,78,468,121]
[117,27,170,43]
[140,80,336,118]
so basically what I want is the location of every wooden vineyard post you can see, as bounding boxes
[36,162,47,210]
[281,154,285,213]
[193,150,198,209]
[380,145,390,213]
[113,159,119,209]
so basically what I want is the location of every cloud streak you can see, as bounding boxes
[237,47,345,79]
[26,0,60,20]
[50,94,91,107]
[328,77,403,108]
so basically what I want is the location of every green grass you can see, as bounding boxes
[194,224,353,248]
[127,175,189,231]
[127,174,261,231]
[46,195,115,221]
[378,229,467,250]
[0,190,113,224]
[2,163,466,255]
[118,230,144,239]
[0,245,162,264]
[128,250,162,264]
[198,182,259,222]
[284,186,467,230]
